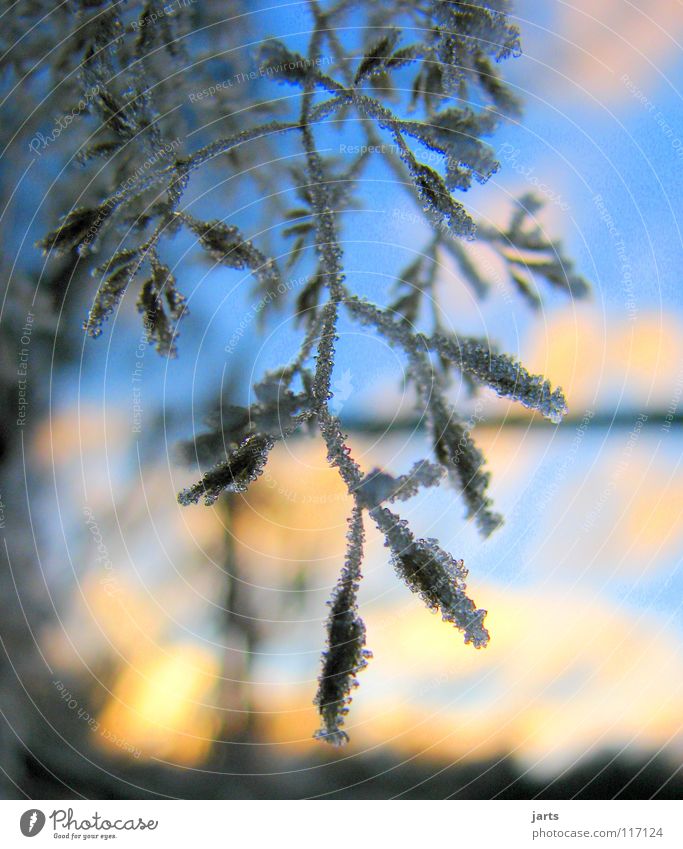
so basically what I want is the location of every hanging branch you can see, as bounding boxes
[37,0,589,745]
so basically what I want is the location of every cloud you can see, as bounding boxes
[521,307,683,412]
[256,585,683,771]
[520,0,683,104]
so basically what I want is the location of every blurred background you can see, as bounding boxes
[0,0,682,798]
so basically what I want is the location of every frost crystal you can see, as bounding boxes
[314,507,371,745]
[430,333,568,423]
[37,204,114,256]
[373,507,489,648]
[177,434,274,506]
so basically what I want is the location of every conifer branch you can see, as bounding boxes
[36,0,590,745]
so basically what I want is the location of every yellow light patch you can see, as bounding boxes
[96,644,222,765]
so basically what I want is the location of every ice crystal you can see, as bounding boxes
[354,31,400,85]
[314,507,371,745]
[178,433,274,506]
[430,332,568,423]
[135,256,187,357]
[182,214,281,291]
[373,506,489,648]
[37,204,114,256]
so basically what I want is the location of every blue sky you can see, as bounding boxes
[32,1,683,769]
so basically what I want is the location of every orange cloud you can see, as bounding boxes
[256,585,683,772]
[534,440,683,577]
[521,0,683,104]
[524,308,683,412]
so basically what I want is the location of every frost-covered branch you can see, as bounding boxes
[36,0,589,745]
